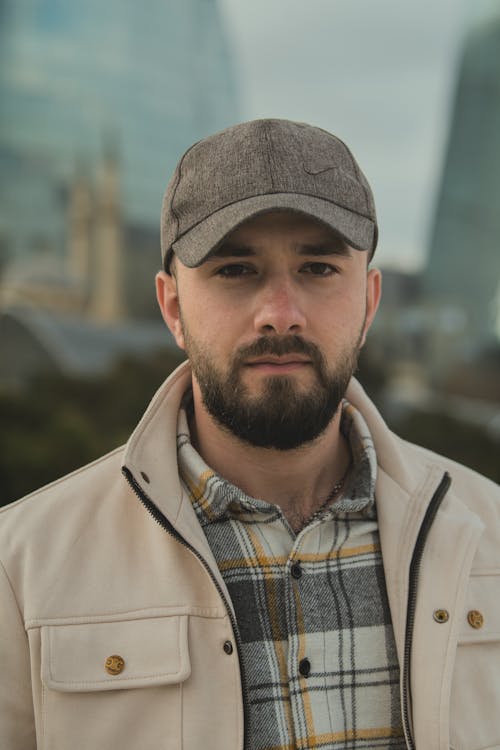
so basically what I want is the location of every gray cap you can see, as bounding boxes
[161,118,378,269]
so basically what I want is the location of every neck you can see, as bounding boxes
[189,382,351,532]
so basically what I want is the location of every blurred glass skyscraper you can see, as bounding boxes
[0,0,239,260]
[425,8,500,345]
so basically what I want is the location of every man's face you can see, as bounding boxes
[157,211,381,450]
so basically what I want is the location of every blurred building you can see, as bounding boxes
[424,11,500,349]
[0,0,238,257]
[0,305,175,385]
[0,0,239,381]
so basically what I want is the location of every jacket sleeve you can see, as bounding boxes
[0,558,36,748]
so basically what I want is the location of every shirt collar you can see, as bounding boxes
[177,393,377,525]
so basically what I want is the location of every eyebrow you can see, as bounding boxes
[211,244,257,258]
[297,242,351,257]
[211,240,352,259]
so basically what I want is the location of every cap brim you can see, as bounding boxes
[170,193,376,267]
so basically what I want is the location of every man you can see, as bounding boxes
[0,119,499,750]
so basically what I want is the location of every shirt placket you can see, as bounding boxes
[283,519,329,748]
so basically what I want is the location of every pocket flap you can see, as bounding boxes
[41,615,191,692]
[459,575,500,644]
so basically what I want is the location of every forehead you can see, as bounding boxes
[213,210,348,256]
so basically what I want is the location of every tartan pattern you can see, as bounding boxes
[177,397,405,750]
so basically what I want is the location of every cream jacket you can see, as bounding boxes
[1,362,499,750]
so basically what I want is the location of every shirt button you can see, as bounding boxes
[291,562,302,579]
[223,640,234,655]
[105,655,125,675]
[298,657,311,677]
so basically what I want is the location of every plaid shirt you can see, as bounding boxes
[177,397,405,750]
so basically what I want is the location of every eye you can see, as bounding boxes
[215,263,255,278]
[301,261,338,276]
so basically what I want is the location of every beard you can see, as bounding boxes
[183,326,364,451]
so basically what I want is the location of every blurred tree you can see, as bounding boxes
[0,349,185,506]
[394,410,500,484]
[1,346,498,507]
[356,344,388,401]
[442,346,500,403]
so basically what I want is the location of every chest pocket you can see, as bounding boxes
[40,615,190,750]
[450,573,500,750]
[457,574,500,645]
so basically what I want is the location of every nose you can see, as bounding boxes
[253,276,306,335]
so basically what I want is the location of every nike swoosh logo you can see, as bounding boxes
[302,164,338,176]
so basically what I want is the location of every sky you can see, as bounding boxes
[218,0,483,272]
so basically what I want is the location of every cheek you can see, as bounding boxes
[194,296,246,336]
[313,304,367,356]
[181,305,232,355]
[320,290,366,329]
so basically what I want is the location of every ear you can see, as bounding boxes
[360,267,382,347]
[155,270,186,350]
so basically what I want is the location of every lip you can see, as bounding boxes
[245,355,311,365]
[244,356,311,373]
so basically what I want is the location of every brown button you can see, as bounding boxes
[223,640,233,655]
[467,610,484,629]
[433,609,449,624]
[105,655,125,675]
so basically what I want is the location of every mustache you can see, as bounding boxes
[234,335,325,367]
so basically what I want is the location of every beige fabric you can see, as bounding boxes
[0,361,499,750]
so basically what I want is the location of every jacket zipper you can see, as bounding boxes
[402,471,452,750]
[122,467,250,750]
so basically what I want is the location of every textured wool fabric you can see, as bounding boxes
[161,119,378,269]
[177,398,405,750]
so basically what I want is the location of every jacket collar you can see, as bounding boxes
[123,365,390,527]
[123,362,460,527]
[123,363,483,614]
[123,360,481,510]
[345,378,484,657]
[122,361,214,559]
